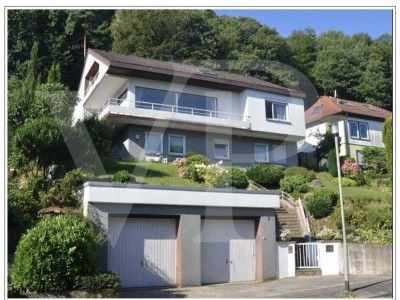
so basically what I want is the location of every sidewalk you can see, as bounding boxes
[120,275,393,298]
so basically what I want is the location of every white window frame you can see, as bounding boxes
[168,134,186,156]
[265,100,289,121]
[145,132,163,155]
[358,122,369,140]
[348,120,369,140]
[254,143,269,163]
[348,120,360,139]
[214,138,230,160]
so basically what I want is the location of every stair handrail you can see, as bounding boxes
[248,180,268,191]
[298,197,311,240]
[280,191,297,206]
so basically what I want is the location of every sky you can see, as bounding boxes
[214,9,393,39]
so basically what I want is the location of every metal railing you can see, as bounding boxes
[84,72,99,96]
[280,191,297,206]
[97,98,248,122]
[295,243,320,268]
[248,180,268,191]
[298,198,311,240]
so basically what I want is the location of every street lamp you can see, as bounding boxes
[331,121,350,291]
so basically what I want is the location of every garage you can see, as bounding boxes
[201,219,256,284]
[108,217,177,288]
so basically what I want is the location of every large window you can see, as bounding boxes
[348,121,369,140]
[265,101,288,121]
[145,132,163,155]
[254,144,269,162]
[169,135,185,155]
[135,87,216,115]
[214,139,230,160]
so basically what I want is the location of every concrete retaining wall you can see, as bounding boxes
[339,243,392,276]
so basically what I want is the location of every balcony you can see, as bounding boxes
[97,98,251,129]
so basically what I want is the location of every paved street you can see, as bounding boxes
[120,275,393,298]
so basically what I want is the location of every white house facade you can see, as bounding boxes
[302,96,392,165]
[74,49,306,167]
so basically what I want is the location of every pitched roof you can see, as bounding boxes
[305,96,392,125]
[87,48,306,98]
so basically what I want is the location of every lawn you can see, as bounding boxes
[315,172,392,202]
[100,158,204,188]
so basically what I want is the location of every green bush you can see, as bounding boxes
[8,177,44,220]
[183,154,208,182]
[111,170,135,183]
[305,189,338,219]
[382,117,392,184]
[184,151,197,158]
[11,214,104,293]
[279,175,308,193]
[40,169,92,208]
[284,167,316,182]
[73,272,121,292]
[332,177,358,187]
[246,164,285,189]
[229,167,249,189]
[327,149,338,177]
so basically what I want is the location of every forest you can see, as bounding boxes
[8,9,392,110]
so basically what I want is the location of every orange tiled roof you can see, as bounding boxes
[305,96,392,125]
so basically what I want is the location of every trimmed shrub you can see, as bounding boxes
[284,167,316,182]
[305,189,338,219]
[196,161,228,188]
[327,149,338,177]
[111,170,135,183]
[246,164,285,189]
[11,214,104,293]
[229,167,249,189]
[73,272,121,292]
[279,175,308,193]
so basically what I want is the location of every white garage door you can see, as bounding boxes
[201,219,256,284]
[108,217,176,288]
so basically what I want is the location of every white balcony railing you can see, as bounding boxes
[97,98,250,124]
[84,72,100,96]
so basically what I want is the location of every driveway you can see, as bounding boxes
[120,275,393,298]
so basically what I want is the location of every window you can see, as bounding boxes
[169,135,185,155]
[356,150,364,165]
[214,139,229,159]
[311,105,322,115]
[254,144,269,162]
[145,132,163,155]
[135,87,216,115]
[348,121,369,140]
[265,101,288,121]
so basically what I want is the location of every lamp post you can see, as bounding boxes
[332,121,350,291]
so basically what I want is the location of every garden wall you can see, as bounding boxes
[339,243,392,276]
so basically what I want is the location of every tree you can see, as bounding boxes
[357,34,393,110]
[111,10,217,61]
[382,117,392,183]
[312,31,371,100]
[47,63,61,83]
[315,129,337,163]
[11,117,71,176]
[360,146,387,172]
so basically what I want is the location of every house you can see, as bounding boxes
[74,49,306,167]
[301,96,392,165]
[73,49,309,288]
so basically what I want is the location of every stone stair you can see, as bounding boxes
[275,202,305,240]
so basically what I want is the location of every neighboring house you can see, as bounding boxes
[302,96,392,165]
[74,49,306,167]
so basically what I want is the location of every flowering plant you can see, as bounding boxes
[316,228,336,240]
[341,159,361,179]
[196,161,229,188]
[279,229,292,241]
